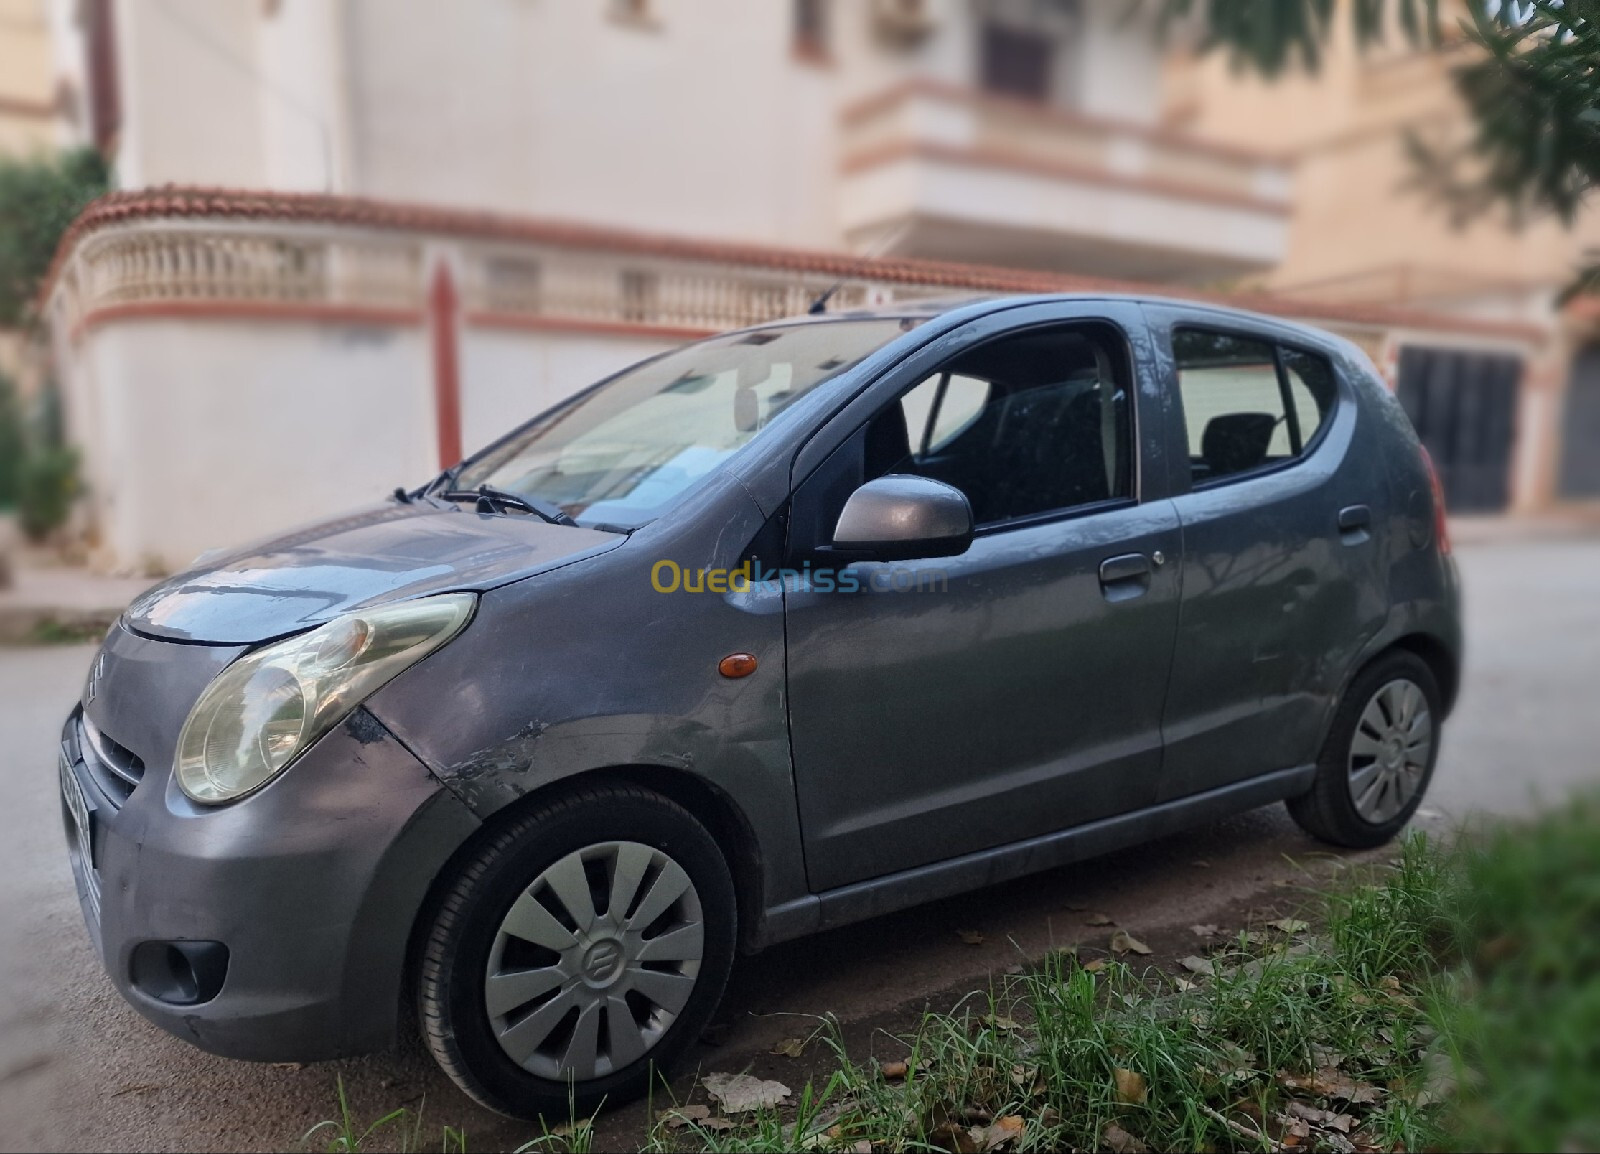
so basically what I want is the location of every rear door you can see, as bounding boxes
[1144,307,1390,801]
[782,303,1185,891]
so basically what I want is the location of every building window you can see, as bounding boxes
[979,21,1055,102]
[794,0,830,61]
[609,0,657,29]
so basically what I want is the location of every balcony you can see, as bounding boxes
[838,80,1293,283]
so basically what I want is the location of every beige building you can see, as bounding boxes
[29,0,1594,571]
[1167,12,1600,510]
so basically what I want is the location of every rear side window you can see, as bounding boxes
[1174,329,1337,485]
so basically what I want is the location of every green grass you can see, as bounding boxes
[23,616,111,645]
[304,799,1600,1152]
[302,1076,467,1153]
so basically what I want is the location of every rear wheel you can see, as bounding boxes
[1287,650,1441,848]
[417,785,736,1120]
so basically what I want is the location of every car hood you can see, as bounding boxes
[123,502,625,644]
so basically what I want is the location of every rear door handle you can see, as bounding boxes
[1099,553,1152,601]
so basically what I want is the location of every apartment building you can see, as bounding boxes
[34,0,1584,570]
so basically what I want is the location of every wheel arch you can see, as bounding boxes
[402,764,769,1014]
[1388,632,1460,717]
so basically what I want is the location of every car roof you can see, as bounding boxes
[803,292,1343,351]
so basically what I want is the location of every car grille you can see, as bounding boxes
[77,713,145,810]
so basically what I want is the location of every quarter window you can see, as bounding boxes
[1174,329,1336,485]
[867,325,1132,526]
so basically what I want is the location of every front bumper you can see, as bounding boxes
[61,685,480,1062]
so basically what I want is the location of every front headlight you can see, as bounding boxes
[175,593,476,804]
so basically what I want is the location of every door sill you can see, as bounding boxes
[754,765,1315,948]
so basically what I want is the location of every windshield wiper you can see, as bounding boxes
[439,485,580,527]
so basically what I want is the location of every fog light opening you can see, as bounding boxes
[129,940,229,1006]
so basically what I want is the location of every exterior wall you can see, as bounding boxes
[341,0,839,247]
[64,316,433,568]
[112,0,268,189]
[0,0,59,156]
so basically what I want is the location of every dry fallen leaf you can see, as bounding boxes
[1110,930,1152,956]
[1114,1067,1149,1106]
[1084,912,1116,927]
[1102,1121,1150,1153]
[958,929,985,945]
[926,1120,979,1153]
[702,1072,791,1114]
[1278,1067,1384,1106]
[1412,1050,1457,1108]
[1268,918,1311,934]
[976,1114,1025,1152]
[1189,923,1220,937]
[771,1037,806,1059]
[657,1104,710,1129]
[1311,1044,1346,1070]
[700,1117,736,1132]
[1179,955,1216,976]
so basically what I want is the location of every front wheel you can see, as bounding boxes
[1287,650,1442,849]
[416,785,737,1120]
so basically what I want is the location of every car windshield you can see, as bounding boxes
[452,319,913,529]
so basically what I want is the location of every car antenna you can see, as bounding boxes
[806,224,910,315]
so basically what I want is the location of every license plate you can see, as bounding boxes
[60,753,101,920]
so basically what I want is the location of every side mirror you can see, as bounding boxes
[830,475,974,562]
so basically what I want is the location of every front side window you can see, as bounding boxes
[866,324,1132,526]
[456,319,910,529]
[1174,329,1337,485]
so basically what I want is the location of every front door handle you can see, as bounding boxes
[1099,553,1152,601]
[1337,504,1372,543]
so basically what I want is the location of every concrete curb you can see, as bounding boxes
[0,567,154,646]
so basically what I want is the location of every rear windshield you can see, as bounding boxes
[455,319,911,530]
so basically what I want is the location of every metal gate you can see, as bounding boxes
[1396,346,1522,514]
[1558,345,1600,500]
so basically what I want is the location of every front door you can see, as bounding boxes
[783,314,1183,892]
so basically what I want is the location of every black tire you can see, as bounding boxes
[416,785,736,1120]
[1287,650,1442,849]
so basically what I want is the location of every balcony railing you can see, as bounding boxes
[50,191,1117,341]
[841,79,1292,215]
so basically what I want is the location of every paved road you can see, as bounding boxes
[2,538,1596,1152]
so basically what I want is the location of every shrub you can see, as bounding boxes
[17,442,79,540]
[0,373,21,509]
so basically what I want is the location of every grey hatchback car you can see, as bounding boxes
[60,295,1459,1118]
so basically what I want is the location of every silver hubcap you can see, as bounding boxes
[485,840,704,1082]
[1348,678,1432,824]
